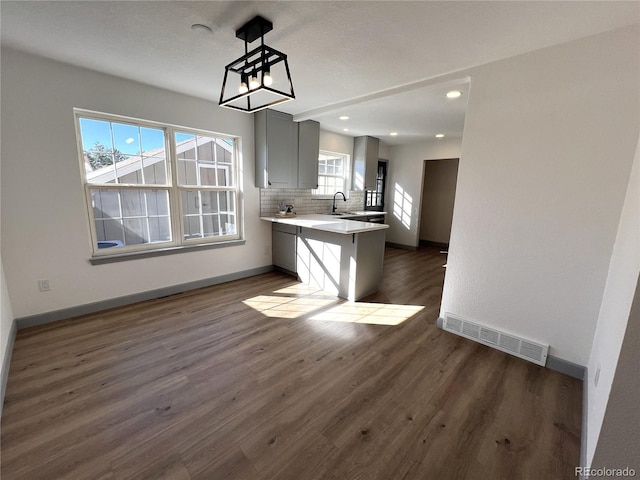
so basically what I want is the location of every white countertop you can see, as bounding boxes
[332,211,387,219]
[260,214,389,234]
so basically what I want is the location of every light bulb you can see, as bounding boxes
[238,74,249,94]
[249,72,260,90]
[263,71,273,86]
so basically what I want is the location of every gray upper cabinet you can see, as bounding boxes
[255,109,298,188]
[255,110,320,189]
[297,120,320,189]
[352,136,380,191]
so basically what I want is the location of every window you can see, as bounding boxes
[313,150,350,197]
[75,110,241,257]
[365,161,387,210]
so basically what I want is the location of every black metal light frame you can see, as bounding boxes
[219,16,295,113]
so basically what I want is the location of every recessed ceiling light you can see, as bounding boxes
[343,128,349,132]
[390,132,398,136]
[436,133,445,138]
[339,116,350,120]
[446,90,462,99]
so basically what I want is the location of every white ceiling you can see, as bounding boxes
[2,1,638,145]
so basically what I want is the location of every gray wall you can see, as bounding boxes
[419,159,459,245]
[591,274,640,473]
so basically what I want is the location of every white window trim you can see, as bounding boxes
[74,109,243,259]
[312,149,351,199]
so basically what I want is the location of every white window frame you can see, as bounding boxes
[74,109,243,258]
[312,150,351,199]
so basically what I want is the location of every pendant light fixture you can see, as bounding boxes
[219,15,295,113]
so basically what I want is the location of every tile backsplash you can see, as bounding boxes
[260,188,366,216]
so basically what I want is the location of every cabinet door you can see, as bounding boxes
[297,120,320,189]
[364,136,380,190]
[266,110,298,188]
[352,136,380,191]
[255,109,298,188]
[272,230,297,272]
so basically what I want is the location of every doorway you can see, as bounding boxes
[419,158,459,248]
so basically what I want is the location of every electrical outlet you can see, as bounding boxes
[594,364,601,387]
[38,279,51,292]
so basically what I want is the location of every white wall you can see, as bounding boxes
[0,48,271,318]
[319,130,354,158]
[441,26,640,365]
[386,138,461,246]
[586,135,640,466]
[378,142,391,161]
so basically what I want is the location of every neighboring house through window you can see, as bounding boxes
[313,150,350,197]
[75,110,241,257]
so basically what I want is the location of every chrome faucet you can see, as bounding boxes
[332,191,347,213]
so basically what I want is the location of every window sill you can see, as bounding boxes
[89,239,246,265]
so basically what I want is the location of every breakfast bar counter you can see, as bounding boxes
[261,215,388,301]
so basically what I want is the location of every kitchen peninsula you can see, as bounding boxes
[260,214,389,301]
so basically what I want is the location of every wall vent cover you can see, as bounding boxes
[443,313,549,366]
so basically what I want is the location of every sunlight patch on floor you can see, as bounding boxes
[242,295,336,318]
[244,285,424,326]
[310,303,424,326]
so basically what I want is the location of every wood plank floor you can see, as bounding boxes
[1,246,582,480]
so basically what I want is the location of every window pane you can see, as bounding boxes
[123,218,147,245]
[140,127,165,153]
[92,189,120,219]
[146,190,169,216]
[220,214,237,235]
[181,190,236,240]
[217,167,230,187]
[184,216,201,239]
[197,137,216,163]
[177,159,197,185]
[199,165,218,186]
[140,127,167,186]
[176,132,235,187]
[148,217,171,243]
[112,123,141,155]
[115,156,144,184]
[121,189,145,217]
[80,119,115,179]
[217,143,233,164]
[89,188,171,249]
[201,215,218,237]
[142,159,167,185]
[95,219,124,245]
[80,118,167,186]
[314,151,349,197]
[182,190,200,215]
[176,133,196,160]
[200,191,218,214]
